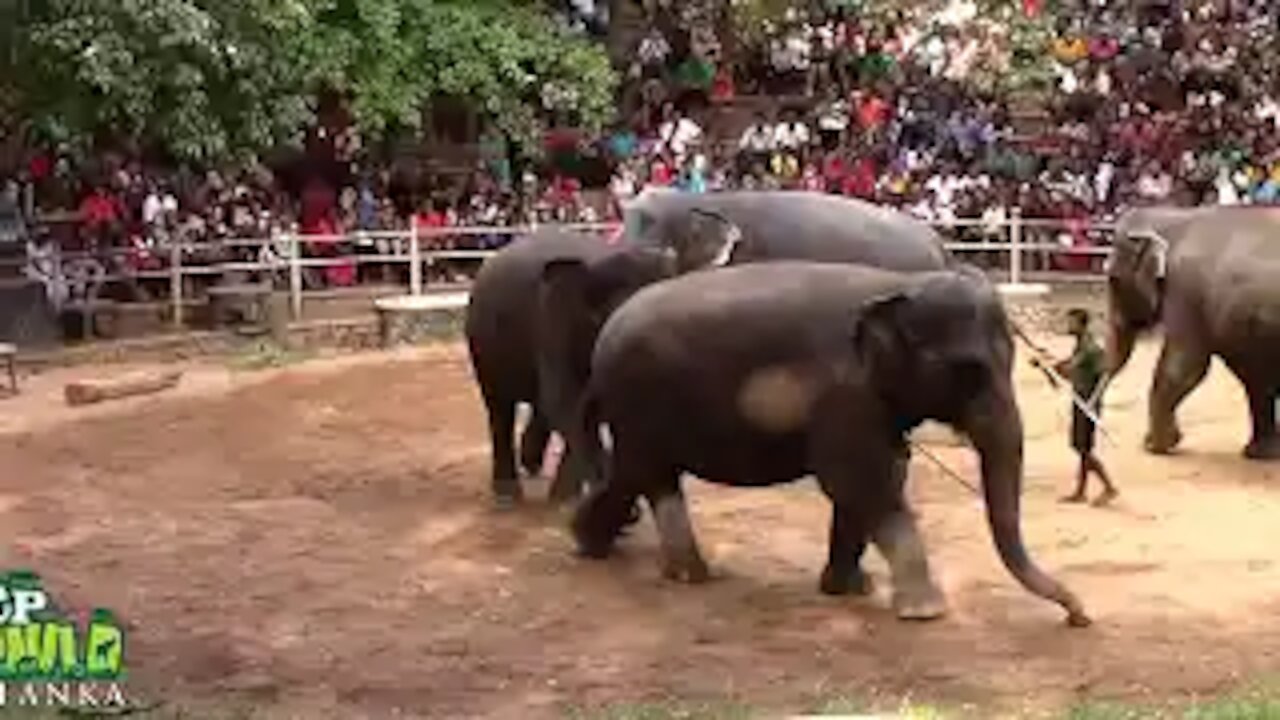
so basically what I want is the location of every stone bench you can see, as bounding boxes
[373,293,468,348]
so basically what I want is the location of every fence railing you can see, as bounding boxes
[1,212,1117,333]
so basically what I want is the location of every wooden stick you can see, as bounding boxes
[64,371,183,407]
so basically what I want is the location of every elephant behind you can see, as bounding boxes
[1105,205,1280,458]
[574,262,1089,627]
[622,188,951,273]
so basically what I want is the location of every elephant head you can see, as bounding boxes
[853,269,1089,626]
[536,248,680,393]
[1103,207,1203,375]
[663,209,746,273]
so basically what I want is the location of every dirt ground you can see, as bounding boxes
[2,335,1280,720]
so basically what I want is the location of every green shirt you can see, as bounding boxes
[1069,332,1105,400]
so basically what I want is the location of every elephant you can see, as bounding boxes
[1105,205,1280,459]
[467,193,952,507]
[622,188,950,273]
[572,261,1090,627]
[465,228,680,506]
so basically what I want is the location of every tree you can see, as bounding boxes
[304,0,618,155]
[3,0,316,164]
[1,0,618,166]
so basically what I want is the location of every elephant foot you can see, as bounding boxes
[1244,436,1280,460]
[661,554,711,584]
[571,488,629,559]
[892,581,949,622]
[1144,426,1182,455]
[819,565,875,597]
[652,495,710,585]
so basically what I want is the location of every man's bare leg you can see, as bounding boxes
[1060,456,1088,503]
[1088,454,1118,506]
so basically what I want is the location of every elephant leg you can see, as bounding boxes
[648,485,711,584]
[872,509,948,621]
[818,504,873,597]
[819,449,908,597]
[518,406,552,477]
[483,395,523,508]
[1243,382,1280,460]
[1145,340,1210,455]
[814,432,941,619]
[571,439,652,558]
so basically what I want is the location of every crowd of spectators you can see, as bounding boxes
[10,0,1280,298]
[605,0,1280,242]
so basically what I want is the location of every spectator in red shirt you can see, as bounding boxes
[78,183,124,247]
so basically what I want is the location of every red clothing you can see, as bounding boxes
[80,191,122,229]
[711,67,735,102]
[843,157,878,199]
[649,161,674,186]
[28,154,51,181]
[821,154,847,191]
[1022,0,1041,16]
[1055,206,1094,272]
[414,211,446,230]
[1088,36,1119,60]
[856,95,890,131]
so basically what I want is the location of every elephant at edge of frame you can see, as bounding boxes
[572,261,1091,627]
[1104,205,1280,459]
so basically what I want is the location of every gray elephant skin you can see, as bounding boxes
[624,188,949,273]
[573,262,1090,627]
[1106,206,1280,459]
[465,228,675,505]
[464,191,952,508]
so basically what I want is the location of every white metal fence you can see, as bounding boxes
[1,212,1117,333]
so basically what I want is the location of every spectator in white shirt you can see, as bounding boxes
[655,104,703,163]
[772,110,810,152]
[738,112,776,171]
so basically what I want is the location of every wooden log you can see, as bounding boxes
[64,370,183,407]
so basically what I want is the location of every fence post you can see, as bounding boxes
[169,241,183,329]
[409,223,423,296]
[289,232,303,319]
[1009,206,1024,286]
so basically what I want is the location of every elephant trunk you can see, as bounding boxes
[1104,295,1138,378]
[966,391,1091,627]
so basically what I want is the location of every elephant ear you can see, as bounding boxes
[852,291,913,380]
[673,208,745,273]
[540,259,596,326]
[1125,229,1169,279]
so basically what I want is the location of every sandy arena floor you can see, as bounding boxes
[1,335,1279,719]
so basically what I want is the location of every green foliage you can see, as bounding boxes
[2,0,616,165]
[303,0,616,152]
[6,0,316,163]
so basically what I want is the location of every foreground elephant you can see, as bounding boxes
[467,193,951,506]
[573,262,1090,627]
[1106,206,1280,459]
